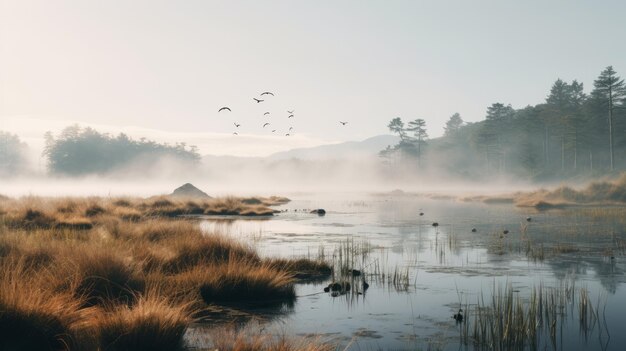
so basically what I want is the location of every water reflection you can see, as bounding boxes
[197,194,625,350]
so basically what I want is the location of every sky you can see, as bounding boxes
[1,0,626,157]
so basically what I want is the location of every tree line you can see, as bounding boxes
[43,125,201,175]
[381,66,626,179]
[0,131,29,177]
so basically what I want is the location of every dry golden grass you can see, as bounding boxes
[96,292,192,351]
[267,257,333,280]
[196,260,296,304]
[516,174,626,208]
[209,328,335,351]
[0,195,331,350]
[0,260,92,351]
[1,194,284,231]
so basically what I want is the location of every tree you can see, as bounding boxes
[406,118,428,167]
[591,66,626,171]
[566,80,587,170]
[0,131,29,176]
[481,103,515,173]
[43,125,201,175]
[387,117,406,141]
[545,79,571,171]
[444,113,463,137]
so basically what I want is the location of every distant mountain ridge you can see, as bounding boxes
[268,135,400,160]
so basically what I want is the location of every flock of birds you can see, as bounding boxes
[218,91,348,136]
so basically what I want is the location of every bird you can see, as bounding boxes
[453,309,463,322]
[503,230,509,235]
[264,112,270,115]
[419,212,424,216]
[260,92,274,96]
[271,129,276,133]
[287,110,295,114]
[288,127,293,131]
[471,228,477,232]
[288,114,294,118]
[340,121,348,125]
[526,217,532,222]
[218,107,231,112]
[263,123,270,128]
[234,122,240,128]
[285,133,290,136]
[432,222,439,227]
[232,132,238,135]
[253,98,264,103]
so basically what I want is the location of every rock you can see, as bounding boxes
[326,281,351,294]
[310,209,326,216]
[171,183,211,199]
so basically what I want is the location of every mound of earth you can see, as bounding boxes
[170,183,211,199]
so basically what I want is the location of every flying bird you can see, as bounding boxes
[340,121,348,125]
[272,130,276,133]
[260,92,274,96]
[218,107,231,112]
[233,132,238,135]
[285,133,290,136]
[234,122,240,128]
[287,110,295,114]
[263,123,270,128]
[253,98,264,103]
[264,112,270,115]
[288,127,293,131]
[288,114,294,118]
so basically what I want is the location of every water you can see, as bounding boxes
[196,193,626,350]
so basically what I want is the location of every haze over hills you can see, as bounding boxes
[201,135,399,162]
[268,135,399,160]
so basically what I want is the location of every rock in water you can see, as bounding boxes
[310,209,326,216]
[171,183,211,199]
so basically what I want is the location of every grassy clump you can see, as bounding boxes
[97,294,191,351]
[267,257,333,279]
[516,173,626,208]
[71,250,145,306]
[0,261,89,351]
[0,195,331,350]
[210,330,335,351]
[197,262,296,304]
[0,194,287,230]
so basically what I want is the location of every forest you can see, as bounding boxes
[42,125,201,175]
[382,66,626,180]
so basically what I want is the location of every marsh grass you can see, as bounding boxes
[97,292,192,351]
[266,257,332,280]
[0,195,331,350]
[1,195,283,232]
[208,327,335,351]
[463,281,606,350]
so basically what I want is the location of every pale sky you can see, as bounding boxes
[1,0,626,156]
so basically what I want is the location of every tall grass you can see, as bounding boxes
[463,281,606,350]
[0,195,330,350]
[96,292,192,351]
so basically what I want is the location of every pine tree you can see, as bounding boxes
[406,119,428,167]
[444,113,464,137]
[591,66,626,171]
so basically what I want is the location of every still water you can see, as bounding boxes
[197,193,626,350]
